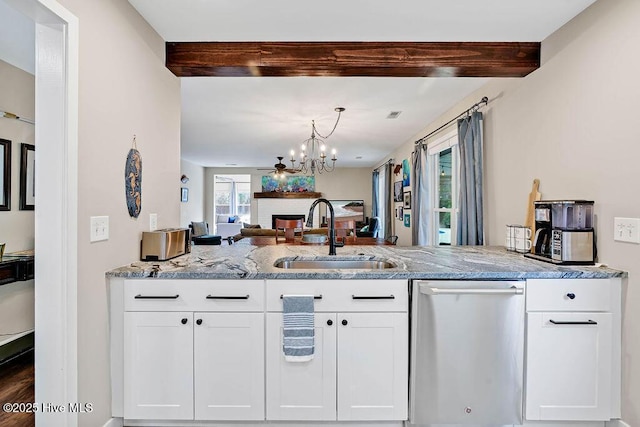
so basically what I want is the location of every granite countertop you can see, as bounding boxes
[106,244,626,280]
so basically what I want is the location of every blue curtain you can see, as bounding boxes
[411,144,430,245]
[457,111,484,245]
[383,162,393,239]
[371,170,379,219]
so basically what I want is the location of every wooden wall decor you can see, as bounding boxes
[166,41,540,78]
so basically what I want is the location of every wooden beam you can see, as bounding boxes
[166,41,540,78]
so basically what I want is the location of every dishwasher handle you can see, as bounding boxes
[419,283,524,296]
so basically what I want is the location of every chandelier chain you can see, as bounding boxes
[312,109,342,139]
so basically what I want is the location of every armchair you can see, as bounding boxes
[356,217,380,238]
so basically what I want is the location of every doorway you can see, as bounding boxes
[1,0,79,426]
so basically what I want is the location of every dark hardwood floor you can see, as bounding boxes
[0,350,35,427]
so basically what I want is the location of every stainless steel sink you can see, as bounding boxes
[274,258,395,269]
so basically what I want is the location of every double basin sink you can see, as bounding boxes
[274,257,395,270]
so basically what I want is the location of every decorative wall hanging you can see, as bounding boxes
[125,135,142,218]
[19,143,35,210]
[402,158,410,187]
[261,175,315,192]
[403,191,412,209]
[394,181,403,202]
[0,138,11,211]
[404,213,411,228]
[181,187,189,202]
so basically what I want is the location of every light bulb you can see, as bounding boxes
[320,144,326,152]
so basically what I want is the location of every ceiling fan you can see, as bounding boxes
[258,156,298,176]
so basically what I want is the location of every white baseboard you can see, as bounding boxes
[103,417,123,427]
[606,421,631,427]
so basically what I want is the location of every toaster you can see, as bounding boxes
[140,228,191,261]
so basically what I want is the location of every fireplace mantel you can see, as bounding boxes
[253,192,322,199]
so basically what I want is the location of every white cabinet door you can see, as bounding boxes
[337,312,408,421]
[526,312,612,421]
[266,312,337,420]
[124,311,194,420]
[194,312,264,420]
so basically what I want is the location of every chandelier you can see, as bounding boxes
[289,107,345,174]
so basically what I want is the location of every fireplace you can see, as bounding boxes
[272,214,305,229]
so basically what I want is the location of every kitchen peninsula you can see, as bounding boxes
[108,245,624,427]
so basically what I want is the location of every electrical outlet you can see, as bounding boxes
[613,217,640,243]
[90,216,109,242]
[149,213,158,231]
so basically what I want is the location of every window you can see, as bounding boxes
[427,130,459,246]
[214,175,251,224]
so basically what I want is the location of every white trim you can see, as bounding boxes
[3,1,79,426]
[427,129,459,246]
[103,418,124,427]
[606,421,631,427]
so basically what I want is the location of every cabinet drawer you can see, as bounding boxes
[124,279,264,312]
[266,279,408,312]
[526,279,612,312]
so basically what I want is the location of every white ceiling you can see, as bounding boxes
[0,1,597,169]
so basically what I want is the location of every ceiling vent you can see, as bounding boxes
[387,111,402,119]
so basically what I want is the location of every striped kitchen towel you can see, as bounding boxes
[282,295,315,362]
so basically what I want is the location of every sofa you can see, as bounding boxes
[214,215,243,238]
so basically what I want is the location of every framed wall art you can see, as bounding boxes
[0,138,10,211]
[403,191,411,209]
[181,187,189,202]
[19,143,35,210]
[394,181,403,202]
[404,213,411,227]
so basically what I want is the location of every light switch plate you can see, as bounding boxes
[614,217,640,243]
[149,213,158,231]
[90,216,109,242]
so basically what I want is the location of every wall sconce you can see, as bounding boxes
[180,174,189,183]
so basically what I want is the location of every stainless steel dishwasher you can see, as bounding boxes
[409,280,525,426]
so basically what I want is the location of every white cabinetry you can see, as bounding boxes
[265,279,408,421]
[124,311,194,420]
[122,279,265,421]
[525,278,620,421]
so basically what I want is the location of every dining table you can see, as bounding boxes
[237,235,393,246]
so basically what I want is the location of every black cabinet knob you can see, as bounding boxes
[342,319,348,326]
[181,318,188,325]
[327,319,333,326]
[567,293,576,300]
[196,319,203,325]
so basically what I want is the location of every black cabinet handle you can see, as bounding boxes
[134,294,179,299]
[327,319,333,326]
[352,295,395,300]
[280,295,323,299]
[550,319,597,325]
[341,319,348,326]
[196,319,202,325]
[566,293,576,300]
[206,295,250,300]
[181,318,188,325]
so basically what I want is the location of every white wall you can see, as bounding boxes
[55,0,181,425]
[204,167,372,228]
[0,59,34,252]
[180,159,205,227]
[382,0,640,423]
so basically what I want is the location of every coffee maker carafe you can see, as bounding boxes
[525,200,595,265]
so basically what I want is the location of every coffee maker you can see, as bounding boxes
[525,200,595,265]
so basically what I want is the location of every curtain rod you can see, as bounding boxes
[1,110,35,125]
[414,96,488,146]
[372,158,394,172]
